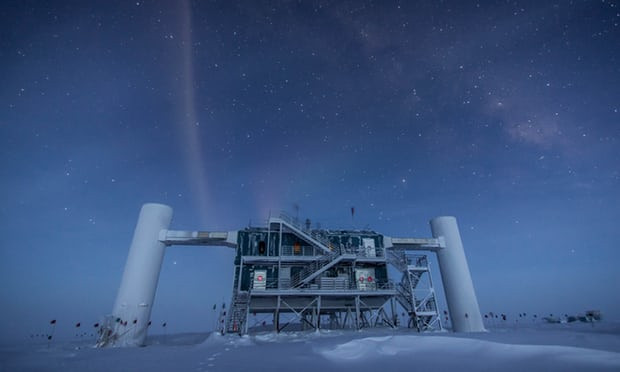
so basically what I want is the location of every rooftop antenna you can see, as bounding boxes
[351,206,355,228]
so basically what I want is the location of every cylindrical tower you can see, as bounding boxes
[430,216,485,332]
[110,203,173,346]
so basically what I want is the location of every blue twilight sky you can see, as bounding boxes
[1,0,619,341]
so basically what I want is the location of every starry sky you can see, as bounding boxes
[1,0,619,342]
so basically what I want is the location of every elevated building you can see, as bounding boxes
[97,203,484,347]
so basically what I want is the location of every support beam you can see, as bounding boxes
[317,296,322,330]
[109,203,173,347]
[390,298,397,326]
[384,237,444,251]
[275,296,280,333]
[161,230,238,248]
[430,216,485,332]
[278,298,318,332]
[355,296,361,330]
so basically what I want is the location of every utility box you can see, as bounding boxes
[356,268,376,291]
[253,270,267,290]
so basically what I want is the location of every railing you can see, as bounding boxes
[411,255,428,267]
[386,250,428,272]
[352,246,384,258]
[227,290,251,333]
[415,292,438,312]
[395,283,413,306]
[252,277,395,291]
[281,244,384,258]
[386,249,408,272]
[281,245,321,256]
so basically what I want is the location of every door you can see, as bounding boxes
[362,238,376,257]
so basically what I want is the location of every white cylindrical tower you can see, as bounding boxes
[110,203,173,346]
[430,216,485,332]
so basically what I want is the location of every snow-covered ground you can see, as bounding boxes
[2,323,620,371]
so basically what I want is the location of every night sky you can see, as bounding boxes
[1,1,619,342]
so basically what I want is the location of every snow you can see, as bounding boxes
[2,323,620,371]
[320,335,620,371]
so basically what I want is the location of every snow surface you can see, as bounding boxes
[2,323,620,371]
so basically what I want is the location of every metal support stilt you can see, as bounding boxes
[275,295,280,333]
[355,296,361,330]
[317,296,322,330]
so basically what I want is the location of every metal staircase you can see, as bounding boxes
[386,249,441,331]
[226,269,249,334]
[290,251,354,288]
[272,213,353,288]
[273,213,336,254]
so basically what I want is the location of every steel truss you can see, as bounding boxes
[387,249,442,331]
